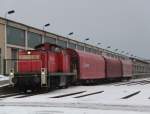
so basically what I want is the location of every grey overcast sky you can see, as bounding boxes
[0,0,150,59]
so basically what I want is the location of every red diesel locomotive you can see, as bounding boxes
[9,43,133,91]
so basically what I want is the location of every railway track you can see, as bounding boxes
[74,91,104,98]
[0,91,49,99]
[121,91,141,99]
[0,85,48,99]
[126,80,150,86]
[0,78,149,100]
[0,85,18,95]
[0,80,9,87]
[50,91,86,98]
[15,90,50,98]
[0,92,24,98]
[113,79,150,86]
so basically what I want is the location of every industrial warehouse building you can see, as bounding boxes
[0,17,149,75]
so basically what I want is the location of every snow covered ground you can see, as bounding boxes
[0,75,9,87]
[0,78,150,114]
[0,75,9,81]
[0,106,149,114]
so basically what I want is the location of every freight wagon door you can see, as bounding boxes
[66,49,79,80]
[104,57,122,78]
[121,60,133,77]
[70,55,78,80]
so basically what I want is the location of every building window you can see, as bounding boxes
[0,48,1,73]
[68,42,76,49]
[7,26,25,46]
[91,48,97,54]
[77,44,84,50]
[85,47,91,52]
[28,32,42,48]
[11,48,19,59]
[57,39,67,48]
[98,51,102,55]
[44,37,56,44]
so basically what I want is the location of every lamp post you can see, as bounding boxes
[83,38,90,51]
[114,49,118,52]
[121,51,125,53]
[43,23,50,31]
[4,10,15,54]
[84,38,90,43]
[125,52,129,56]
[5,10,15,19]
[68,32,74,36]
[97,42,101,47]
[4,10,15,74]
[43,23,50,43]
[130,54,133,57]
[106,46,111,49]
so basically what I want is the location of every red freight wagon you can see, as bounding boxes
[104,56,122,79]
[67,49,105,80]
[121,59,133,78]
